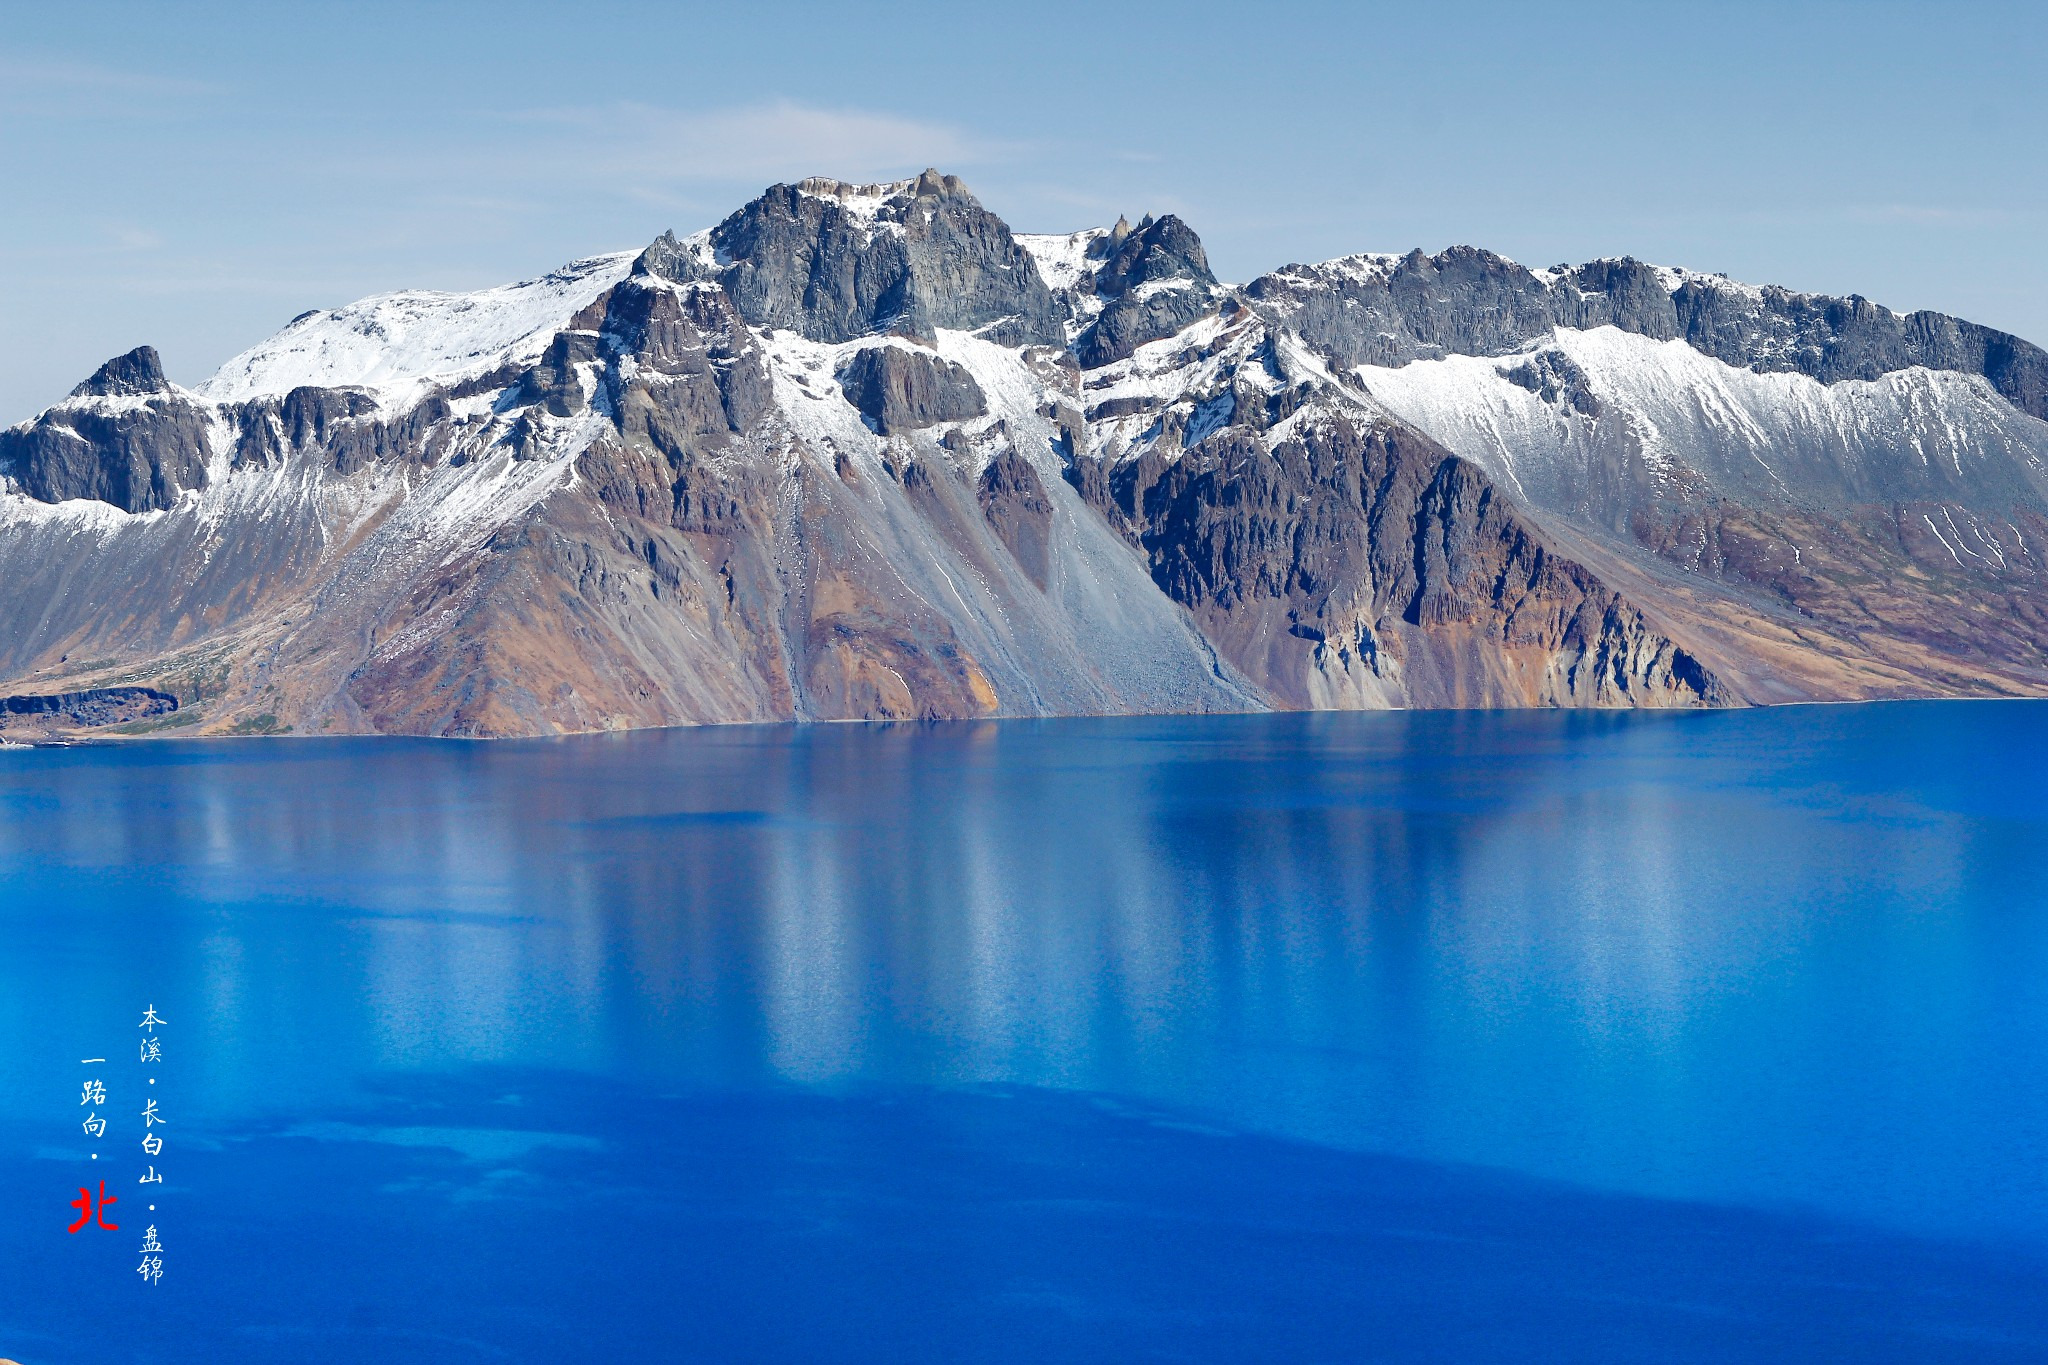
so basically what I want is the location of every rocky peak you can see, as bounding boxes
[1073,214,1226,369]
[791,168,972,205]
[638,169,1064,351]
[1092,214,1217,296]
[6,344,209,512]
[70,345,170,400]
[1092,216,1135,260]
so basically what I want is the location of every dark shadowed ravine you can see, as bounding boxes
[4,702,2048,1361]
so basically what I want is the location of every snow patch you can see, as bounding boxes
[1266,253,1406,292]
[197,251,637,408]
[792,176,919,236]
[1354,326,2048,513]
[1016,230,1107,294]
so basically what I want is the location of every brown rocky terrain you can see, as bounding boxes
[2,171,2045,739]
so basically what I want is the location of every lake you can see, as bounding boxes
[4,703,2047,1361]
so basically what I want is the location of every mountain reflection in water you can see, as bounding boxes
[3,704,2046,1361]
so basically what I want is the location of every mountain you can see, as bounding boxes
[4,170,2046,739]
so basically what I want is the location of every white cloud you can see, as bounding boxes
[108,226,163,252]
[503,99,1000,189]
[307,99,1015,234]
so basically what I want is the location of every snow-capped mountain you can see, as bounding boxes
[3,169,2045,737]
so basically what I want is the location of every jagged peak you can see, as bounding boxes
[634,227,717,283]
[70,345,169,400]
[662,170,1062,349]
[1092,214,1218,294]
[792,167,974,210]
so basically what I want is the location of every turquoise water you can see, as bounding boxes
[4,703,2047,1360]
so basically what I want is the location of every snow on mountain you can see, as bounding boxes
[789,175,922,235]
[1648,262,1762,297]
[1354,325,2048,514]
[196,251,638,408]
[9,170,2048,742]
[1257,253,1406,292]
[1016,230,1107,294]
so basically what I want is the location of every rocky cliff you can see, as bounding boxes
[3,170,2045,738]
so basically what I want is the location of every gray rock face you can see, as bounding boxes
[259,385,457,475]
[1243,249,1676,368]
[522,331,602,417]
[1246,249,2048,421]
[0,685,178,727]
[11,168,2048,739]
[640,170,1064,349]
[1092,213,1214,296]
[1671,282,2048,419]
[71,345,171,399]
[1071,397,1720,710]
[1558,259,1687,339]
[835,345,987,434]
[0,380,212,513]
[600,278,772,439]
[577,278,777,524]
[1075,215,1224,368]
[976,448,1053,588]
[1500,350,1602,416]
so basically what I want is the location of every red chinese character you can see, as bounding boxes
[66,1181,119,1233]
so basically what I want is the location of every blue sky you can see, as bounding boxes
[2,0,2043,422]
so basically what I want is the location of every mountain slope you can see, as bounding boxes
[4,171,2045,738]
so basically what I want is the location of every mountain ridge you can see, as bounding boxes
[3,170,2044,739]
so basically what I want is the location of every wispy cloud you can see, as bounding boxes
[0,54,219,99]
[295,99,1015,237]
[1642,203,2042,231]
[108,226,163,252]
[1840,203,2028,228]
[505,100,1001,186]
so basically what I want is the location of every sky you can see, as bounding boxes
[2,0,2044,423]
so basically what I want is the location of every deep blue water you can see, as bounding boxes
[5,703,2048,1362]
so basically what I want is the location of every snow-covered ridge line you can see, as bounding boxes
[1646,262,1762,297]
[1260,253,1407,290]
[1352,325,2048,507]
[195,251,638,407]
[40,387,206,419]
[1265,247,1763,301]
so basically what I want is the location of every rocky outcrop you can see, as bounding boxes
[976,448,1054,589]
[1075,215,1225,368]
[0,686,178,728]
[0,379,213,513]
[1245,248,1588,368]
[521,330,603,417]
[1499,350,1602,416]
[71,345,173,399]
[835,345,987,434]
[1074,405,1719,710]
[639,170,1065,348]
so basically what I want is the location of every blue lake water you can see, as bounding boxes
[4,703,2048,1361]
